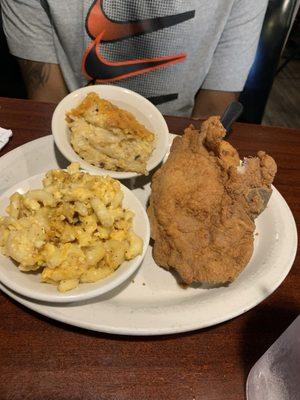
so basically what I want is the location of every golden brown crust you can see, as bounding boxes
[66,92,154,142]
[148,117,277,285]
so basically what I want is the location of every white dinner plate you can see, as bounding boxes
[0,173,150,303]
[0,136,297,335]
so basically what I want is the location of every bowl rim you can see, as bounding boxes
[51,84,170,180]
[0,171,150,303]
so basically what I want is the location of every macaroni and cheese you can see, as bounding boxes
[0,163,143,292]
[66,92,155,174]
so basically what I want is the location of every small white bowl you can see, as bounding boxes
[52,85,170,179]
[0,173,150,303]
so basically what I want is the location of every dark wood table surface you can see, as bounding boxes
[0,97,299,400]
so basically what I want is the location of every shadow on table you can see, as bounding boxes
[240,302,299,388]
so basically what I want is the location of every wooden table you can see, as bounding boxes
[0,97,299,400]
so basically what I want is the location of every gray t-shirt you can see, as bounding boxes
[1,0,267,116]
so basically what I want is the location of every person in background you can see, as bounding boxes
[1,0,268,118]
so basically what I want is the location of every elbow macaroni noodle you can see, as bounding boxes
[0,163,143,292]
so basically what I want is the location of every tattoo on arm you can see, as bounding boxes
[18,59,51,95]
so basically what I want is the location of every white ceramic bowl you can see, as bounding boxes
[0,173,150,303]
[52,85,170,179]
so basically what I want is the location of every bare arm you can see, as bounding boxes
[17,59,68,103]
[192,89,239,119]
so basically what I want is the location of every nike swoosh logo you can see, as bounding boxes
[83,31,186,82]
[82,0,195,83]
[86,0,195,42]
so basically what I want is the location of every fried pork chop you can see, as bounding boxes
[148,117,277,285]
